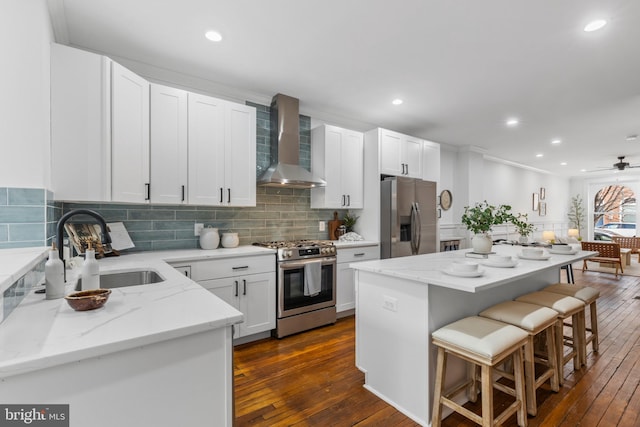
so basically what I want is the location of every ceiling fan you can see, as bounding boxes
[590,156,640,172]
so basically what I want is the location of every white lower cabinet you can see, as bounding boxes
[336,245,379,313]
[200,272,274,338]
[187,255,276,340]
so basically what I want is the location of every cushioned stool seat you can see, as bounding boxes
[431,316,529,427]
[480,301,560,416]
[543,283,600,354]
[515,291,586,384]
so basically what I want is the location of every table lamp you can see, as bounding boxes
[568,228,580,238]
[542,230,556,243]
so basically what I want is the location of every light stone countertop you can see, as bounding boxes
[350,244,596,293]
[0,246,275,379]
[0,247,49,295]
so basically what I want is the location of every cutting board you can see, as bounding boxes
[328,211,343,240]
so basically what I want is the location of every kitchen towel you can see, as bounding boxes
[304,260,322,297]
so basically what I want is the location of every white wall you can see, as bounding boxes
[439,147,572,244]
[0,0,53,189]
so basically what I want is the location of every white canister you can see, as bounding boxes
[199,227,220,250]
[221,232,239,248]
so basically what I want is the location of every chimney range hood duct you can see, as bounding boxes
[257,94,326,188]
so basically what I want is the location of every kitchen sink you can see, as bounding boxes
[75,270,165,291]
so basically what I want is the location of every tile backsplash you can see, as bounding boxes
[0,188,59,249]
[61,187,344,252]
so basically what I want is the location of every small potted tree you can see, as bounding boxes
[461,201,514,253]
[567,194,585,239]
[512,213,535,244]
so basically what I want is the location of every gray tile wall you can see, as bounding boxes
[0,188,57,249]
[61,187,345,252]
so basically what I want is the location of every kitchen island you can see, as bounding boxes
[351,244,595,426]
[0,247,274,427]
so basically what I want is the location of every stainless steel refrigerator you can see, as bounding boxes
[380,176,437,259]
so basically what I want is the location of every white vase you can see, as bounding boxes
[221,232,239,248]
[519,235,529,244]
[471,233,493,254]
[199,227,219,250]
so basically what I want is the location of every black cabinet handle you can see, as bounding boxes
[227,188,231,203]
[347,195,351,206]
[234,280,238,297]
[243,279,247,296]
[342,195,345,206]
[145,183,150,200]
[181,185,185,202]
[219,188,223,203]
[232,266,249,270]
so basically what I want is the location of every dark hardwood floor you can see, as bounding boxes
[234,269,640,426]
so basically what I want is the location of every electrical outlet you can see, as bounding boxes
[383,295,398,312]
[194,223,204,236]
[319,221,326,231]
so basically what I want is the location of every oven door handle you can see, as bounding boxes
[279,257,336,270]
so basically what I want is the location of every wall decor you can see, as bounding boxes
[532,193,539,211]
[540,187,546,200]
[539,201,547,216]
[439,189,452,210]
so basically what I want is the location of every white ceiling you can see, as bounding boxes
[48,0,640,177]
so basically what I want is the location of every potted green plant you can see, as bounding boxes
[512,213,535,243]
[342,211,359,233]
[461,201,514,253]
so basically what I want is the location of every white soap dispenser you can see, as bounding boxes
[45,243,65,299]
[81,242,100,290]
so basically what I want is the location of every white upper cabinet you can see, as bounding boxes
[51,44,150,203]
[310,125,364,209]
[421,139,441,183]
[111,62,150,203]
[51,43,111,202]
[188,93,256,207]
[150,84,188,204]
[51,44,256,207]
[224,102,257,207]
[379,128,422,178]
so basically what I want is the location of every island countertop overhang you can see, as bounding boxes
[349,245,597,293]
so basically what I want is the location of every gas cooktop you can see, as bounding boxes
[253,240,335,260]
[252,240,334,250]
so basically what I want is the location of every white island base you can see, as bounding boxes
[352,246,594,426]
[2,327,233,427]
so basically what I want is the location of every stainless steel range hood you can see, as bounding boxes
[257,94,326,188]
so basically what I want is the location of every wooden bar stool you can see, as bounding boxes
[543,283,600,354]
[515,291,586,384]
[479,301,560,416]
[431,316,529,427]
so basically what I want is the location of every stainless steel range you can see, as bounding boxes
[253,240,337,338]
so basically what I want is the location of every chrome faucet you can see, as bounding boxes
[56,209,112,282]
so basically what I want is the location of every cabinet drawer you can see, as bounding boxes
[337,246,379,264]
[190,254,275,281]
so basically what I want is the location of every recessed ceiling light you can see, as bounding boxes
[551,139,562,144]
[536,153,543,158]
[560,162,567,166]
[506,118,519,127]
[626,134,638,141]
[392,99,403,106]
[205,30,223,42]
[584,19,607,32]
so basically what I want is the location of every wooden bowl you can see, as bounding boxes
[65,289,111,311]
